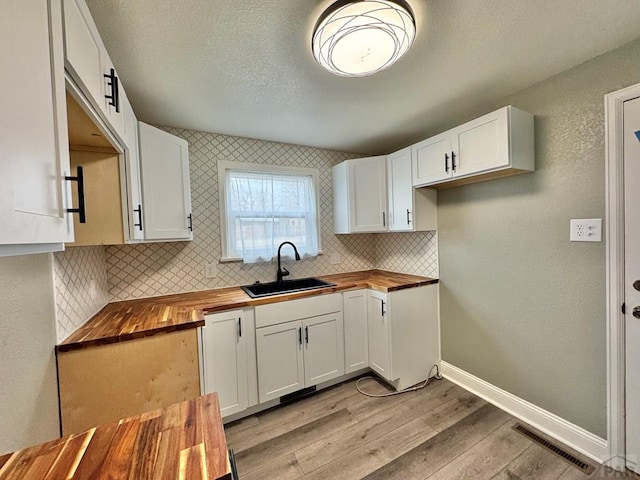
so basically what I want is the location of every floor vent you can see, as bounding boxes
[512,423,595,475]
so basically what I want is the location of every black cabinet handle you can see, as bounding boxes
[298,327,302,345]
[382,211,386,227]
[238,318,242,338]
[103,68,120,113]
[133,204,143,231]
[406,209,411,226]
[305,326,309,344]
[381,299,386,316]
[187,213,193,231]
[65,166,86,224]
[444,153,449,173]
[451,151,457,171]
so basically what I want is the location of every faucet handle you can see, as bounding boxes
[281,267,290,278]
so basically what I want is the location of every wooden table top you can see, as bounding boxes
[57,269,437,352]
[0,393,231,480]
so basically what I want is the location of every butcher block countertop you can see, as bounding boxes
[0,393,231,480]
[57,269,437,352]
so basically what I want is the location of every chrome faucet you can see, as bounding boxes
[276,241,301,282]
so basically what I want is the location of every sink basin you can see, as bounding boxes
[241,277,336,298]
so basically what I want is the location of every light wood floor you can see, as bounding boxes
[225,376,640,480]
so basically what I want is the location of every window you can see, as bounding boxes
[218,161,320,263]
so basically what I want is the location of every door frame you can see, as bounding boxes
[605,82,640,471]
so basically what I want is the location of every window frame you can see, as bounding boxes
[217,160,322,262]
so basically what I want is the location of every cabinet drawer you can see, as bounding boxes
[255,293,342,328]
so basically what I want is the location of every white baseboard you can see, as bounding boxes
[440,361,608,464]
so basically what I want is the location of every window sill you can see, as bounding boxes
[219,251,324,264]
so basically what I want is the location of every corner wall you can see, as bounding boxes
[438,38,640,439]
[0,254,60,454]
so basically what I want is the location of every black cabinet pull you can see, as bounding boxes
[406,209,411,226]
[133,204,143,231]
[382,211,386,227]
[187,213,193,231]
[381,299,386,316]
[444,153,449,173]
[298,327,302,345]
[64,166,86,223]
[305,326,309,344]
[238,318,242,338]
[103,68,120,113]
[451,151,457,171]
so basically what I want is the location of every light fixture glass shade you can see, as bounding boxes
[312,0,416,77]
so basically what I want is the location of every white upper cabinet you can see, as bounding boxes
[387,147,437,232]
[333,156,388,233]
[62,0,125,140]
[138,122,193,241]
[412,106,534,188]
[0,0,74,256]
[121,94,144,241]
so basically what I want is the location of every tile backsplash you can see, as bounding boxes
[53,128,439,337]
[52,246,109,342]
[106,128,375,301]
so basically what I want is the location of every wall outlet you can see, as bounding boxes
[330,253,341,265]
[204,263,218,279]
[570,218,602,242]
[88,279,97,301]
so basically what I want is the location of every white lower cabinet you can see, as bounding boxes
[255,294,344,403]
[202,309,258,418]
[343,289,369,373]
[367,285,440,390]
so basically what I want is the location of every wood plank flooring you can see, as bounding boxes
[225,376,640,480]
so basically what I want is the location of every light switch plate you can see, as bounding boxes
[330,253,341,265]
[570,218,602,242]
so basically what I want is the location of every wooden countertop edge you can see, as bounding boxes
[57,270,438,353]
[55,319,206,353]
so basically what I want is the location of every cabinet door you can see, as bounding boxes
[343,290,369,373]
[122,95,144,241]
[0,0,74,252]
[138,122,193,241]
[99,50,125,138]
[452,108,509,178]
[368,290,393,381]
[387,147,414,232]
[256,321,304,403]
[62,0,102,109]
[303,312,345,386]
[202,311,248,417]
[412,132,452,187]
[347,156,388,232]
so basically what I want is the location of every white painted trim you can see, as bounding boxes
[440,361,607,464]
[605,82,640,471]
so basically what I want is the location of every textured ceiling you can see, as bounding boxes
[85,0,640,155]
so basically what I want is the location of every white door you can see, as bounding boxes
[202,311,248,417]
[303,313,345,386]
[624,95,640,474]
[453,108,509,178]
[0,0,74,250]
[256,321,305,403]
[343,290,369,373]
[348,156,388,232]
[368,290,392,381]
[138,122,193,240]
[387,147,414,232]
[411,132,452,186]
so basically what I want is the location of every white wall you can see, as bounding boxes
[0,254,60,454]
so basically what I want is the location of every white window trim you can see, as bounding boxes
[217,160,322,262]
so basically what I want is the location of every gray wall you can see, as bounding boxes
[0,254,60,453]
[439,38,640,438]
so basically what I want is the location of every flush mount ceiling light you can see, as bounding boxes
[312,0,416,78]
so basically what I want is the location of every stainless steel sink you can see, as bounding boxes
[241,277,336,298]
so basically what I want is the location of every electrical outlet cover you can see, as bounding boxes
[570,218,602,242]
